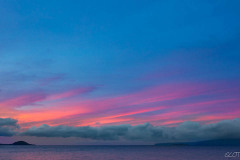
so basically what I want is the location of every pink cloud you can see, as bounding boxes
[1,81,239,128]
[46,87,95,101]
[0,93,46,109]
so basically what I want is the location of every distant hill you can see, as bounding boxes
[12,141,33,145]
[155,139,240,146]
[0,141,33,145]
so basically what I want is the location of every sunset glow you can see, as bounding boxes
[0,0,240,145]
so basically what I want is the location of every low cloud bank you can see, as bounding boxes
[1,117,240,142]
[20,118,240,142]
[0,118,19,136]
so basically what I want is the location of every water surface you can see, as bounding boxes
[0,145,239,160]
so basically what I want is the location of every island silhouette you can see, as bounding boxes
[0,141,33,145]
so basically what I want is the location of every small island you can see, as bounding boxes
[0,141,33,145]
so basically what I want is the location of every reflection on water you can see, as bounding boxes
[0,145,239,160]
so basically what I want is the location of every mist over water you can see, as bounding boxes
[0,145,239,160]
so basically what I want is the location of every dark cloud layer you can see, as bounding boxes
[20,119,240,142]
[1,117,240,142]
[0,118,19,136]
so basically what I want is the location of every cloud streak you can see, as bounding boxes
[1,81,240,128]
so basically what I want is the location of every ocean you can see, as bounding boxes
[0,145,239,160]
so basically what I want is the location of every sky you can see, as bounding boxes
[0,0,240,145]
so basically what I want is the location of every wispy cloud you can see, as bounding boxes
[1,81,239,128]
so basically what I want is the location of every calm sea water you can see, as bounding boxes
[0,145,239,160]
